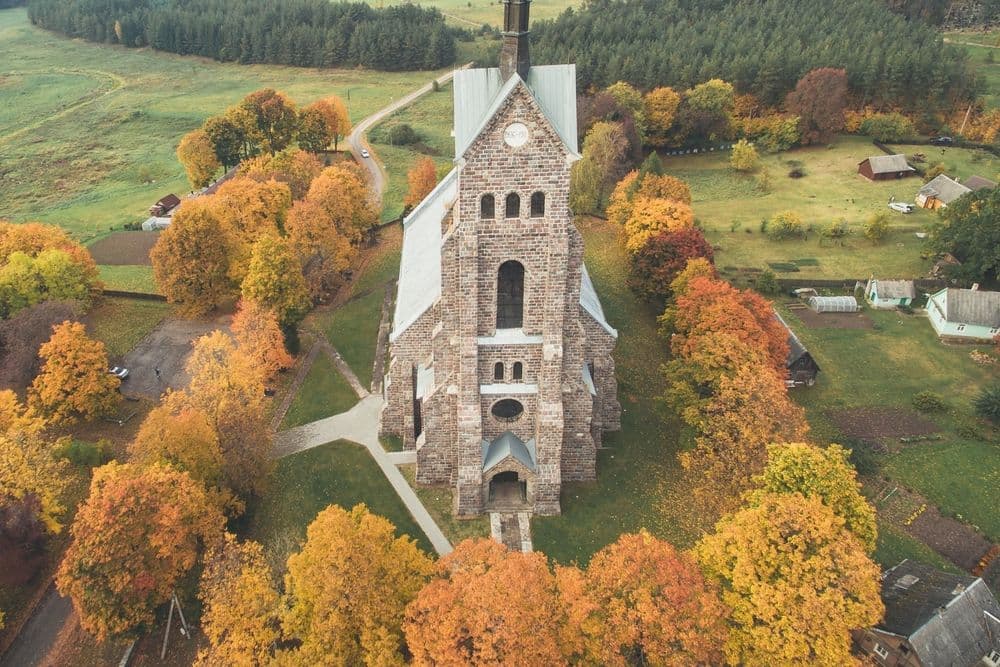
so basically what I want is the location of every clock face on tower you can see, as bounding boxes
[503,122,529,147]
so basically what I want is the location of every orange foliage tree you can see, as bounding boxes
[404,538,568,666]
[303,96,352,151]
[28,321,119,425]
[177,129,221,188]
[696,493,883,666]
[241,148,323,200]
[305,165,377,244]
[643,86,681,147]
[0,221,99,277]
[281,504,433,665]
[231,299,293,378]
[404,157,438,208]
[209,177,293,280]
[238,89,298,156]
[56,462,224,640]
[285,198,355,299]
[150,198,238,315]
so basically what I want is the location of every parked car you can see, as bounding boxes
[930,136,953,146]
[360,148,370,158]
[889,202,914,213]
[108,366,129,380]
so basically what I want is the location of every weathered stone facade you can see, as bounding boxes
[381,17,619,516]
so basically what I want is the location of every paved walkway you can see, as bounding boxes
[490,512,533,552]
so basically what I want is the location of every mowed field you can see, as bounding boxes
[944,31,1000,109]
[376,0,578,27]
[0,8,448,241]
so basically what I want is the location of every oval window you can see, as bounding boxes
[491,398,524,422]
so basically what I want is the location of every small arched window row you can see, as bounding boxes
[494,362,504,381]
[480,194,495,219]
[530,192,545,217]
[512,362,523,381]
[505,192,520,218]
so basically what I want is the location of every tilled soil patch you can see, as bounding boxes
[87,231,157,265]
[828,407,939,440]
[907,505,994,572]
[789,305,874,329]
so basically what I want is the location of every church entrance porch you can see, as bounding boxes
[488,471,527,507]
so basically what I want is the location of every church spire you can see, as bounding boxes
[499,0,530,81]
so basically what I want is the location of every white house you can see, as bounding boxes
[865,278,916,310]
[926,287,1000,342]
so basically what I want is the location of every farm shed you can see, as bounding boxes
[852,560,1000,667]
[961,175,997,192]
[916,174,971,210]
[149,194,181,216]
[807,295,859,313]
[926,286,1000,342]
[865,278,916,310]
[774,312,819,387]
[141,216,172,231]
[858,154,915,181]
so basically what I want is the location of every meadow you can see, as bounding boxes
[944,31,1000,109]
[0,8,448,241]
[376,0,578,27]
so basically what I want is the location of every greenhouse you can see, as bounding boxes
[807,295,859,313]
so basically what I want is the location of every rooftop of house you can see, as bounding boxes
[774,311,812,367]
[929,287,1000,328]
[872,278,916,299]
[863,154,915,174]
[961,175,997,191]
[918,174,972,205]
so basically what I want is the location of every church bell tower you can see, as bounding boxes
[500,0,531,81]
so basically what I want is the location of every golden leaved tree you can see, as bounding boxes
[240,234,312,328]
[285,198,355,299]
[305,165,377,244]
[404,157,438,208]
[230,299,293,379]
[177,129,221,189]
[622,196,694,254]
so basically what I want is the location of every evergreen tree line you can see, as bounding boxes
[532,0,980,112]
[26,0,456,71]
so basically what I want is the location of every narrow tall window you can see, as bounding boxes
[512,362,523,380]
[530,192,545,217]
[494,362,504,381]
[505,192,520,218]
[496,260,524,329]
[481,194,495,219]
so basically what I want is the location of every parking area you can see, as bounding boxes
[121,314,232,399]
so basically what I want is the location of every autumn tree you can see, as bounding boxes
[570,121,629,215]
[747,442,877,552]
[784,68,848,145]
[405,538,567,666]
[563,531,727,665]
[177,129,221,189]
[197,533,280,666]
[297,105,335,153]
[241,148,323,200]
[241,234,311,328]
[303,96,352,151]
[203,111,252,168]
[696,493,884,666]
[404,156,438,208]
[0,300,79,391]
[281,504,433,665]
[605,81,646,140]
[231,299,293,378]
[768,210,806,240]
[675,79,735,143]
[669,257,718,296]
[28,321,118,425]
[730,139,760,172]
[182,331,272,497]
[239,89,298,156]
[644,86,681,147]
[627,227,714,302]
[305,165,378,244]
[607,171,692,230]
[57,462,224,640]
[0,221,99,276]
[623,197,695,254]
[209,177,293,278]
[150,199,238,315]
[285,199,354,299]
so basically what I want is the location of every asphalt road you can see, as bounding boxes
[347,66,467,203]
[0,584,72,667]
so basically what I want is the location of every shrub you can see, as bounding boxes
[768,211,806,240]
[858,112,915,142]
[56,439,114,467]
[863,212,890,244]
[822,219,850,244]
[372,123,420,145]
[730,139,760,172]
[912,391,946,412]
[924,162,946,182]
[755,168,771,193]
[755,269,778,294]
[974,382,1000,425]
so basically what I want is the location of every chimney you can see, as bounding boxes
[500,0,530,81]
[971,283,980,291]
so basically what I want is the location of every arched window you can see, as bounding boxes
[481,194,495,219]
[494,362,504,381]
[512,362,523,380]
[496,260,524,329]
[505,192,520,218]
[530,192,545,217]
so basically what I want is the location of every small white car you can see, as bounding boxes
[889,202,914,213]
[108,366,129,380]
[360,149,370,159]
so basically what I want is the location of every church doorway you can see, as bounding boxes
[488,471,527,506]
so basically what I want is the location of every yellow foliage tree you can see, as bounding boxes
[177,129,221,189]
[28,321,119,425]
[730,138,760,172]
[196,533,281,666]
[285,198,355,299]
[150,198,238,315]
[622,196,695,253]
[305,165,377,244]
[607,171,692,228]
[241,148,323,200]
[404,157,438,208]
[304,96,352,151]
[643,86,681,147]
[241,234,312,327]
[231,299,293,379]
[696,493,884,666]
[209,177,293,281]
[57,462,224,641]
[281,504,433,665]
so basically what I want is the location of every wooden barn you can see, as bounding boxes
[149,194,181,216]
[858,154,916,181]
[775,312,820,387]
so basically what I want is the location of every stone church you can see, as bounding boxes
[380,0,620,516]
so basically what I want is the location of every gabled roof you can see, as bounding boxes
[932,287,1000,328]
[962,175,997,191]
[864,154,914,174]
[877,560,1000,665]
[453,65,578,159]
[919,174,971,205]
[774,311,812,367]
[873,279,916,299]
[482,431,537,472]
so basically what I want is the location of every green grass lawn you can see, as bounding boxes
[281,353,359,429]
[0,7,448,241]
[888,142,1000,183]
[243,440,434,572]
[660,136,941,279]
[779,306,1000,541]
[374,0,577,27]
[83,296,172,358]
[97,264,158,293]
[399,464,491,545]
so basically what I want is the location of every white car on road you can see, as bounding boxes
[360,149,370,159]
[889,202,914,213]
